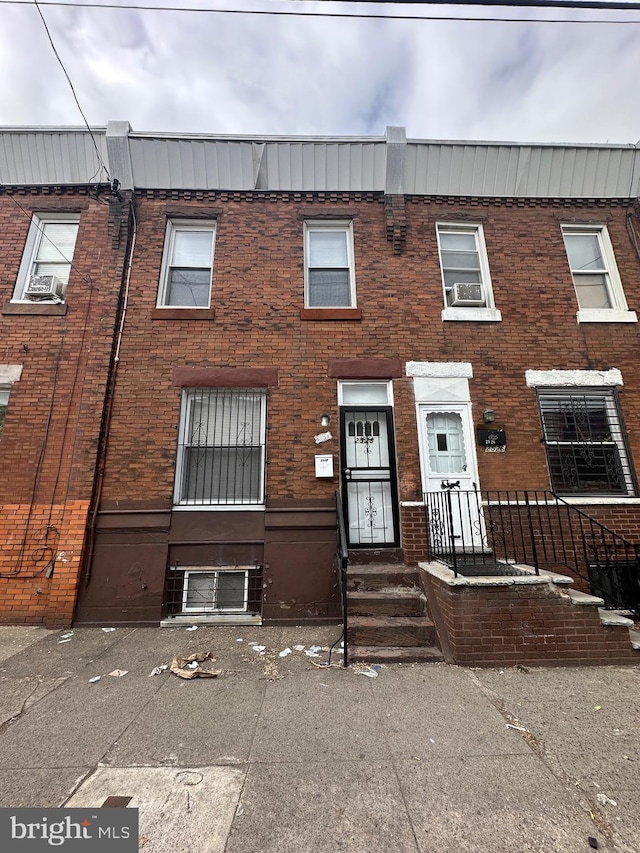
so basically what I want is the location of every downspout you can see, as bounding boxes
[81,196,137,587]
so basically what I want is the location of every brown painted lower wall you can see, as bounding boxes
[424,568,638,667]
[263,503,340,623]
[75,501,340,625]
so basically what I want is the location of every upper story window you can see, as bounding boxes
[157,220,216,308]
[537,388,635,496]
[304,221,355,308]
[13,214,80,302]
[436,223,501,322]
[174,388,267,506]
[561,225,636,323]
[0,388,9,439]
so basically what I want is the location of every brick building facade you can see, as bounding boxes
[1,125,639,653]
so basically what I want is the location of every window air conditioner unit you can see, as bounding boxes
[450,282,485,307]
[25,275,64,301]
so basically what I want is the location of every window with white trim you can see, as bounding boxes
[182,568,249,613]
[157,220,215,307]
[561,225,635,322]
[0,388,9,438]
[304,221,355,308]
[436,223,500,321]
[14,214,80,302]
[537,389,635,495]
[175,389,267,506]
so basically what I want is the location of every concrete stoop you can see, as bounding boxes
[346,564,444,664]
[567,589,640,653]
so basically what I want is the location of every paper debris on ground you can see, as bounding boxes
[170,652,222,679]
[293,644,305,652]
[596,793,617,807]
[88,676,101,683]
[108,669,128,678]
[506,723,529,733]
[149,665,168,677]
[185,626,198,632]
[305,645,322,657]
[251,645,266,654]
[58,632,74,643]
[355,666,378,679]
[279,648,292,658]
[101,627,116,632]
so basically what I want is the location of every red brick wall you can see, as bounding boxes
[426,570,638,666]
[0,189,130,623]
[86,190,640,620]
[0,500,89,627]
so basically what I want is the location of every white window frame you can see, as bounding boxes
[174,388,267,509]
[304,220,356,309]
[436,222,501,322]
[561,224,636,324]
[13,213,80,303]
[181,567,250,613]
[337,381,394,407]
[0,387,9,438]
[157,219,216,308]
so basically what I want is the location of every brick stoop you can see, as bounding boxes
[347,564,444,664]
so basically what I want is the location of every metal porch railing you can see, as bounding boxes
[424,489,640,617]
[329,490,349,667]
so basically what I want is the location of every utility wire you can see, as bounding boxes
[32,0,111,181]
[0,0,637,23]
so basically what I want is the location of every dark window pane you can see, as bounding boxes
[217,572,247,609]
[308,269,351,307]
[167,268,210,306]
[547,445,626,494]
[182,447,262,503]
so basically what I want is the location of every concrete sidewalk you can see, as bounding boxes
[0,624,638,852]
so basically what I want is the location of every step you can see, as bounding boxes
[347,589,427,618]
[349,615,437,648]
[567,589,605,607]
[630,630,640,651]
[349,645,445,664]
[598,608,635,627]
[348,548,405,566]
[347,564,420,591]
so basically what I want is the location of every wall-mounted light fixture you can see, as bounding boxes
[482,409,496,424]
[320,413,331,428]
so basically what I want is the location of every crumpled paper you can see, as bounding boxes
[170,652,222,679]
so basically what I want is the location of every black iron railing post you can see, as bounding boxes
[524,491,540,575]
[331,489,349,667]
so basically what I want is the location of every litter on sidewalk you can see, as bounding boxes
[149,665,168,677]
[170,652,222,679]
[108,669,128,678]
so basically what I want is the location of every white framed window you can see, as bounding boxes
[561,225,636,323]
[182,568,249,613]
[13,213,80,302]
[537,388,635,496]
[157,220,216,307]
[304,221,356,308]
[174,388,267,506]
[338,381,393,407]
[436,223,501,322]
[0,388,9,438]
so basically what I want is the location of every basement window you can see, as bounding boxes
[182,569,249,613]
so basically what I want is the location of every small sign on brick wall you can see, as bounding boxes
[476,425,506,452]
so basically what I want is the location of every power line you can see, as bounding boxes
[0,0,638,23]
[32,0,111,181]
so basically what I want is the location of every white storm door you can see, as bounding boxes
[419,405,482,549]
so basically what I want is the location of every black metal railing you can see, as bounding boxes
[329,489,349,667]
[424,488,640,616]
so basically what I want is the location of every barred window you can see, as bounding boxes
[538,389,634,495]
[182,569,249,612]
[175,389,267,505]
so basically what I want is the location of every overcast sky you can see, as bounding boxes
[1,0,639,144]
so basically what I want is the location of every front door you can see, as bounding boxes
[340,407,399,547]
[419,405,483,549]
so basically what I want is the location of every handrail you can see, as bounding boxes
[329,490,349,667]
[423,488,640,616]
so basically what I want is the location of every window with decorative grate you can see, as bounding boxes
[537,389,635,495]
